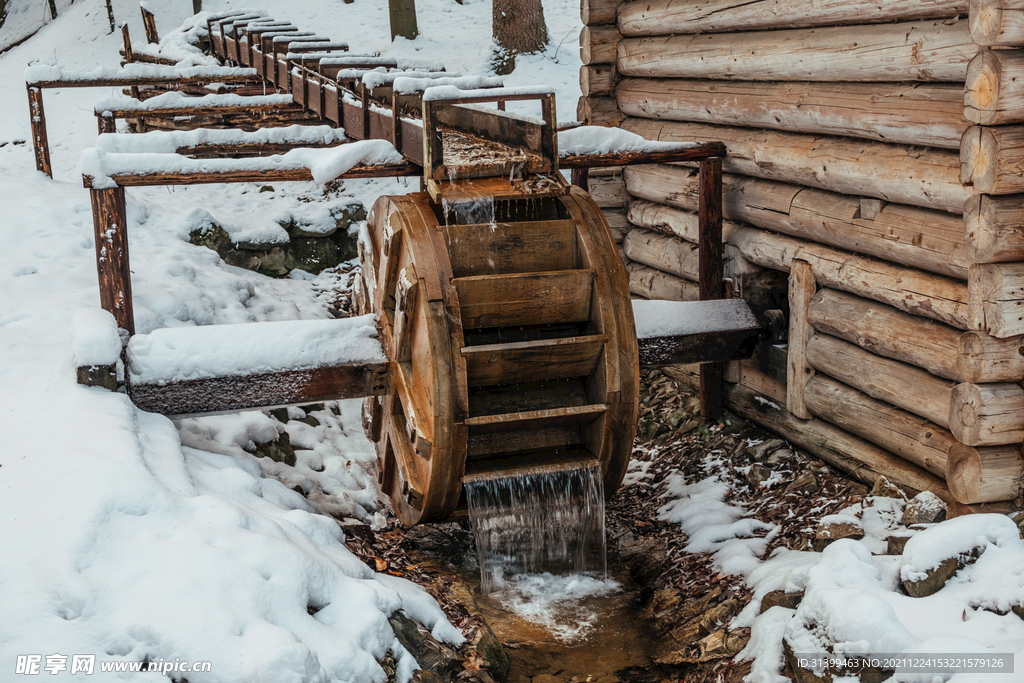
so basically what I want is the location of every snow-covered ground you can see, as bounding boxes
[0,0,581,680]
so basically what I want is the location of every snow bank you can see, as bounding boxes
[559,125,701,156]
[901,514,1022,583]
[71,307,122,367]
[26,63,257,84]
[127,315,385,384]
[632,298,759,339]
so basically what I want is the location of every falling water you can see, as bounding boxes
[464,463,607,594]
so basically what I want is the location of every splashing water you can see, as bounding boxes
[464,463,607,595]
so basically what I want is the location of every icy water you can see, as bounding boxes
[464,464,607,594]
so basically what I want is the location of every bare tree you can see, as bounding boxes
[491,0,548,75]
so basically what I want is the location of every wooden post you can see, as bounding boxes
[97,114,116,135]
[787,260,816,419]
[46,0,57,20]
[27,86,51,178]
[121,24,133,63]
[388,0,419,40]
[141,6,159,44]
[192,0,202,14]
[571,167,590,191]
[698,156,724,418]
[106,0,116,34]
[90,187,135,335]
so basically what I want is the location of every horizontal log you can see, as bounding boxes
[624,227,756,281]
[808,288,963,382]
[623,167,969,279]
[582,0,619,25]
[968,262,1024,337]
[961,125,1024,194]
[627,262,698,300]
[627,200,741,243]
[622,119,970,214]
[725,383,957,503]
[588,174,627,207]
[970,0,1024,46]
[85,162,420,187]
[806,333,956,428]
[617,19,976,82]
[947,441,1024,503]
[728,226,970,329]
[964,194,1024,263]
[616,79,967,149]
[581,25,621,65]
[963,49,1024,125]
[957,330,1024,382]
[128,361,388,416]
[577,95,623,127]
[618,0,966,36]
[948,381,1024,445]
[805,374,950,477]
[580,64,618,97]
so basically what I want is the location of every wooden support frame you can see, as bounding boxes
[89,186,134,334]
[698,156,725,418]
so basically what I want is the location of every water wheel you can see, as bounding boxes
[356,186,639,525]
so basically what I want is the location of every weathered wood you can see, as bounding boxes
[968,262,1024,337]
[617,19,976,83]
[462,335,607,387]
[806,333,956,428]
[729,226,971,329]
[627,262,698,301]
[141,5,159,44]
[576,95,623,126]
[453,270,595,328]
[948,381,1024,445]
[623,228,697,280]
[27,86,51,178]
[964,194,1024,263]
[804,374,951,478]
[808,288,963,382]
[77,364,118,391]
[947,441,1024,503]
[957,330,1024,382]
[85,162,420,188]
[581,25,621,65]
[618,0,966,37]
[639,326,761,367]
[622,119,970,214]
[698,156,724,419]
[726,383,957,502]
[627,200,740,244]
[961,125,1024,194]
[582,0,619,25]
[623,167,969,279]
[787,260,816,419]
[618,79,966,149]
[442,219,576,277]
[963,49,1024,125]
[588,174,627,207]
[580,64,618,97]
[121,24,133,63]
[128,361,388,416]
[89,187,134,334]
[29,71,260,89]
[970,0,1024,46]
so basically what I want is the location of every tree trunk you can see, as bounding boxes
[389,0,419,41]
[492,0,548,75]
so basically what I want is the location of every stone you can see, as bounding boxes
[1013,605,1024,620]
[759,589,803,613]
[903,547,984,598]
[815,515,863,541]
[252,429,296,467]
[697,628,750,662]
[886,530,917,555]
[870,475,908,500]
[664,408,689,430]
[785,471,819,494]
[388,612,462,679]
[746,463,773,490]
[766,448,795,465]
[698,597,741,635]
[901,491,947,525]
[678,419,700,435]
[474,624,509,682]
[299,415,321,427]
[270,407,290,423]
[649,588,685,620]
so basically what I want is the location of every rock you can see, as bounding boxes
[766,448,795,465]
[649,588,685,620]
[785,471,819,494]
[270,407,290,423]
[759,589,803,613]
[746,463,773,490]
[664,408,690,430]
[637,418,663,442]
[388,612,462,679]
[252,429,296,466]
[678,419,700,435]
[885,530,917,555]
[870,475,908,500]
[903,549,983,598]
[816,515,863,541]
[1013,605,1024,620]
[745,438,782,458]
[901,491,947,525]
[698,597,741,635]
[474,624,509,682]
[299,414,321,427]
[697,628,750,661]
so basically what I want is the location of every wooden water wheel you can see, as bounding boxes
[356,186,639,525]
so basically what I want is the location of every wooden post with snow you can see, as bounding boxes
[89,186,135,335]
[26,86,51,178]
[141,5,159,44]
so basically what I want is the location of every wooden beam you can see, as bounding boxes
[27,86,51,178]
[698,156,724,419]
[89,187,134,334]
[787,260,816,419]
[84,162,420,188]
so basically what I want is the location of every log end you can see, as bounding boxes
[969,0,1006,47]
[948,382,984,446]
[964,50,999,125]
[960,126,995,193]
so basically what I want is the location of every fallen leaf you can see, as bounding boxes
[374,557,387,572]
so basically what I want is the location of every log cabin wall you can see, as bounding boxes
[578,0,1024,508]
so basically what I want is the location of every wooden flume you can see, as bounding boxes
[72,11,785,524]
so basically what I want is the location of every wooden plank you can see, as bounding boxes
[141,5,159,43]
[698,156,724,419]
[462,334,607,387]
[617,79,967,149]
[128,361,388,416]
[618,0,965,36]
[465,404,609,431]
[806,333,956,428]
[582,0,619,25]
[90,187,134,334]
[441,219,576,276]
[617,19,976,82]
[957,329,1024,382]
[580,64,618,97]
[787,260,816,419]
[623,166,969,280]
[627,262,699,301]
[454,269,595,329]
[27,86,51,178]
[560,141,728,168]
[468,378,590,417]
[622,118,970,214]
